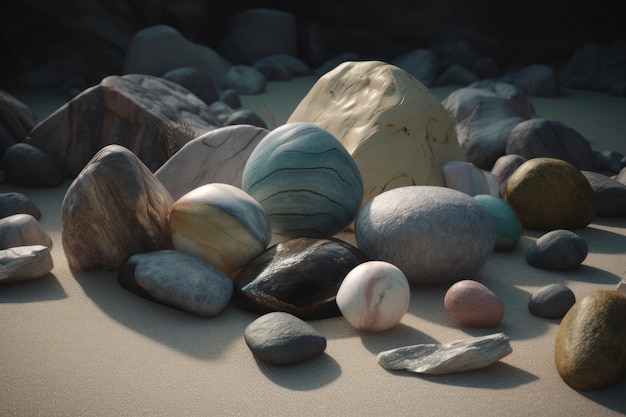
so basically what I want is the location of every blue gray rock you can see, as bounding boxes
[118,249,233,317]
[123,24,232,90]
[434,64,478,87]
[442,81,536,170]
[224,65,266,95]
[252,53,311,80]
[443,161,500,197]
[506,119,595,171]
[224,109,267,129]
[529,284,576,319]
[526,229,588,271]
[244,312,327,365]
[162,66,219,105]
[0,192,41,220]
[2,143,63,187]
[355,186,496,284]
[582,171,626,217]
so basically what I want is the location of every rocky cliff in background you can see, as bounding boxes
[1,0,623,95]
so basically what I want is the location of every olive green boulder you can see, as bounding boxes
[555,289,626,390]
[502,157,595,230]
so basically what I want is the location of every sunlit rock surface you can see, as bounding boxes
[170,183,271,278]
[288,60,465,207]
[377,333,512,374]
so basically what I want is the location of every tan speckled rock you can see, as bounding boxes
[288,60,465,207]
[555,289,626,390]
[502,157,595,230]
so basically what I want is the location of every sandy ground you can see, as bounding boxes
[1,75,626,417]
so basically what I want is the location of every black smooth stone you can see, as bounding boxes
[233,236,369,320]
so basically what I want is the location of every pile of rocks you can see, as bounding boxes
[1,55,625,388]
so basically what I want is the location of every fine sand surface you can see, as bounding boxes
[1,76,626,417]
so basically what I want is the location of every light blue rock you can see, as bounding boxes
[242,122,363,237]
[473,194,521,251]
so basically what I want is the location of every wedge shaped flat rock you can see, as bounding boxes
[377,333,512,375]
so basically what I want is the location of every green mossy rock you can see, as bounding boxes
[555,289,626,390]
[502,157,595,230]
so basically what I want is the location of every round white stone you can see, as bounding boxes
[336,261,410,332]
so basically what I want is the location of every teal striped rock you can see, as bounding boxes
[242,122,363,237]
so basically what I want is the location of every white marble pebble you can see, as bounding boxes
[336,261,410,331]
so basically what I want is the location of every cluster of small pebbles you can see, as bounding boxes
[1,51,626,388]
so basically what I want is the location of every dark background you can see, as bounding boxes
[1,0,624,91]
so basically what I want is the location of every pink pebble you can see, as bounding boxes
[444,280,504,327]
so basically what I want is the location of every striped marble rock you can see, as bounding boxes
[242,122,363,237]
[155,125,268,200]
[377,333,512,374]
[170,183,271,278]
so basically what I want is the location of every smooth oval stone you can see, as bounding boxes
[502,157,596,230]
[473,194,521,251]
[288,60,465,207]
[233,237,369,320]
[355,186,496,284]
[526,229,588,271]
[244,312,327,365]
[336,261,410,332]
[117,249,233,317]
[170,183,271,278]
[0,213,53,250]
[555,289,626,390]
[528,283,576,319]
[242,122,363,237]
[444,280,505,327]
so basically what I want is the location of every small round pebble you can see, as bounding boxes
[526,229,588,271]
[244,312,327,365]
[528,283,576,319]
[336,261,410,332]
[444,280,505,327]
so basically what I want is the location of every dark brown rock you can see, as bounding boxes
[24,74,221,178]
[233,237,369,320]
[62,144,174,271]
[506,119,595,171]
[555,289,626,390]
[502,157,596,230]
[582,171,626,217]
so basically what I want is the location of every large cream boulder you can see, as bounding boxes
[288,60,465,206]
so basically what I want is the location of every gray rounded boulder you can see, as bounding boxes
[355,186,496,285]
